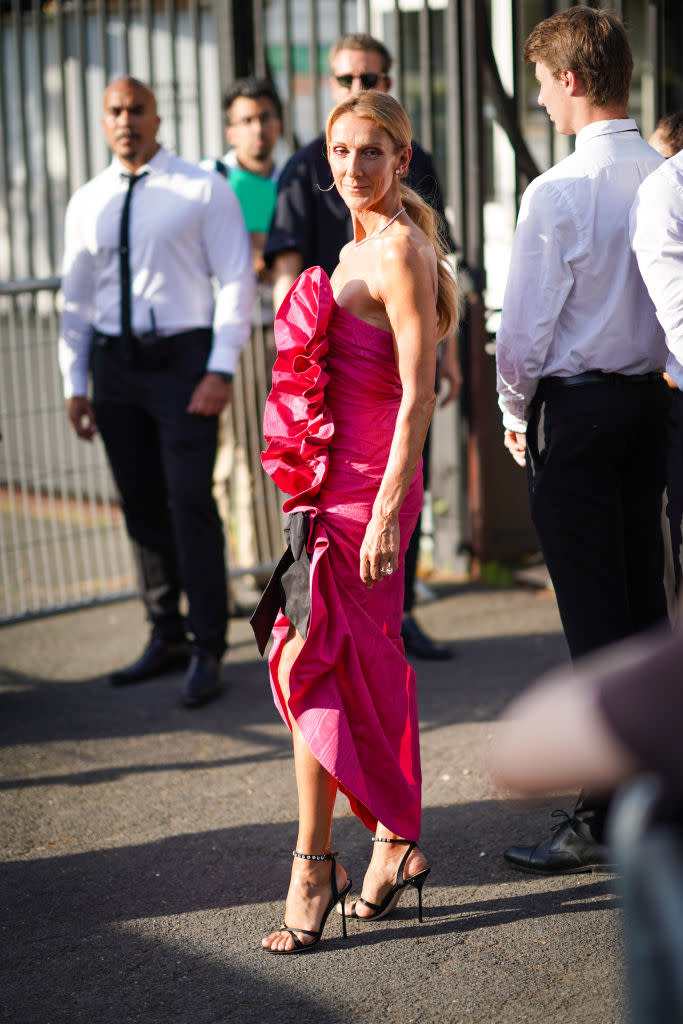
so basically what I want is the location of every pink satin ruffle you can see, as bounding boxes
[261,267,335,514]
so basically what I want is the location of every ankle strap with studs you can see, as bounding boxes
[372,837,412,844]
[292,850,336,861]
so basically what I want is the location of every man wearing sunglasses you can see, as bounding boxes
[266,33,453,312]
[264,32,461,661]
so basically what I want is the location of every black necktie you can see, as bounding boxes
[119,172,146,360]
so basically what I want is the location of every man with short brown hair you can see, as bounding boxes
[496,7,669,874]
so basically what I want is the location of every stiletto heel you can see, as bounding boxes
[410,866,429,923]
[263,851,352,955]
[347,838,430,923]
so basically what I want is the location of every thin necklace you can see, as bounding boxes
[354,207,406,247]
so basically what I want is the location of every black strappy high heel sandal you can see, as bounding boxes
[347,837,430,923]
[263,851,352,955]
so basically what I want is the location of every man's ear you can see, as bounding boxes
[563,69,584,97]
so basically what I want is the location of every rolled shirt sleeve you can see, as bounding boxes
[495,179,576,432]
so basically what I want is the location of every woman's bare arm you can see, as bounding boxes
[359,239,438,586]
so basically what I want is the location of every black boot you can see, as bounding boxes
[182,651,222,707]
[503,809,614,875]
[109,631,190,686]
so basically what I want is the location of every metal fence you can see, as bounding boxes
[0,278,137,621]
[0,277,284,623]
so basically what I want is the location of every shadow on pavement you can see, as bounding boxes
[0,629,567,752]
[0,805,618,1024]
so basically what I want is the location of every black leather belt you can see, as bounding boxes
[93,328,211,346]
[93,327,211,369]
[541,370,663,388]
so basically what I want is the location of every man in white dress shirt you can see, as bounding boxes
[631,143,683,595]
[496,8,669,874]
[59,77,255,706]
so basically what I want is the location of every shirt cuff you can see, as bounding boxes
[502,411,527,433]
[62,368,89,399]
[206,330,249,376]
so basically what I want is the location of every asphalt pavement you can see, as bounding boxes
[0,582,625,1024]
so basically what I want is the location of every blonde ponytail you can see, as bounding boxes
[399,182,459,340]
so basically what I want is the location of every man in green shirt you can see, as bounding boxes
[203,77,284,594]
[204,77,284,304]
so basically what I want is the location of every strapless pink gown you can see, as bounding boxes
[260,267,423,840]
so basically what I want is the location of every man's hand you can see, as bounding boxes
[187,373,233,416]
[67,396,97,441]
[437,332,462,407]
[504,429,527,467]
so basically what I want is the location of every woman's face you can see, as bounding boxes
[327,113,407,213]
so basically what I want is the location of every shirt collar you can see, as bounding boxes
[110,144,169,178]
[575,118,639,148]
[223,147,281,182]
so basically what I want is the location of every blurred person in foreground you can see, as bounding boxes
[492,624,683,1024]
[492,627,683,802]
[58,77,254,707]
[265,32,461,661]
[495,7,669,874]
[251,91,458,953]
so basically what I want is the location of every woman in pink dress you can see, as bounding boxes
[253,91,459,954]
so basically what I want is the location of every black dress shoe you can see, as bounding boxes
[401,614,453,660]
[109,634,190,686]
[182,653,222,707]
[504,810,614,875]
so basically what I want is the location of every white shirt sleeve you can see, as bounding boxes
[201,177,256,375]
[630,174,683,379]
[58,192,96,398]
[496,179,577,431]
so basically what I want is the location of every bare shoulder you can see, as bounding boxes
[377,225,437,298]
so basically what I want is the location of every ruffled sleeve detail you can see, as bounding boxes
[261,267,335,513]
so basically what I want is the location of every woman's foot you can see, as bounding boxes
[341,837,429,919]
[262,855,349,952]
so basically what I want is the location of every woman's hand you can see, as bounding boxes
[360,512,400,587]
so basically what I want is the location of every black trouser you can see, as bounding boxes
[91,330,228,657]
[526,374,670,658]
[666,388,683,596]
[526,373,670,841]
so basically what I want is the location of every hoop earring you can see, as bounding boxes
[316,181,336,192]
